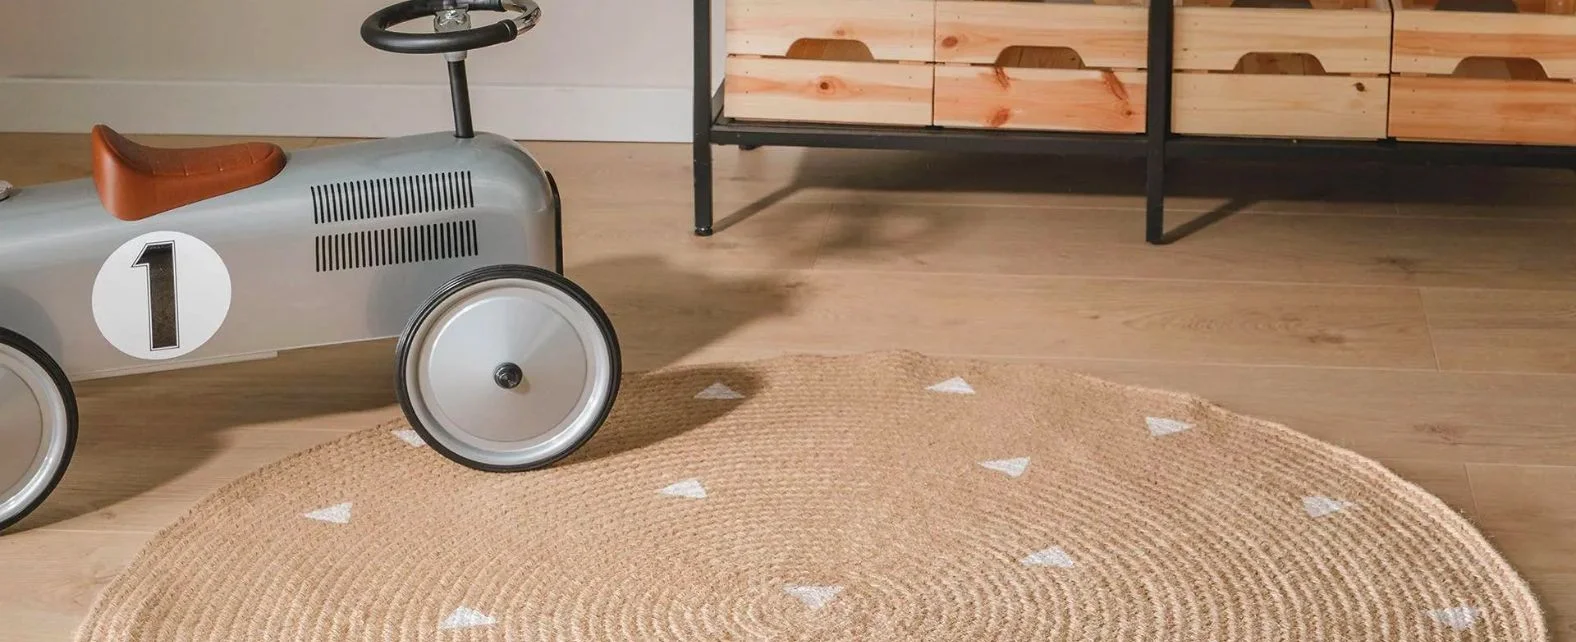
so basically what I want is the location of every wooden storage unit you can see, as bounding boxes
[723,0,937,126]
[1171,0,1394,139]
[932,0,1150,133]
[1389,0,1576,145]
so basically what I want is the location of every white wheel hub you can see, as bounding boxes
[402,271,617,470]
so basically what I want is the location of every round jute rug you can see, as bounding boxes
[75,351,1544,641]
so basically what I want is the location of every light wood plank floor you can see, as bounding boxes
[1,132,1573,640]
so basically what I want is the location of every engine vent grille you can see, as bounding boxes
[311,171,475,224]
[315,220,479,272]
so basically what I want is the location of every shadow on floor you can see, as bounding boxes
[559,362,764,467]
[10,255,795,533]
[712,146,1576,240]
[10,338,400,533]
[568,254,799,372]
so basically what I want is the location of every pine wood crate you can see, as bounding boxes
[1172,0,1394,139]
[932,0,1150,133]
[1390,0,1576,145]
[723,0,936,127]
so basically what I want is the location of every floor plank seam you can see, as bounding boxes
[768,198,1576,224]
[712,346,1454,375]
[1417,288,1445,372]
[802,265,1450,291]
[1460,466,1487,527]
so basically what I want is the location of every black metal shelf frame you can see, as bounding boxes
[692,0,1576,243]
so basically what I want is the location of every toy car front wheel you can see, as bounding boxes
[0,328,77,533]
[396,265,620,472]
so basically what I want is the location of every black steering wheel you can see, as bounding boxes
[361,0,541,54]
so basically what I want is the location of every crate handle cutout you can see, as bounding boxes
[994,46,1090,70]
[1229,52,1332,76]
[1451,56,1553,80]
[785,38,876,62]
[1181,0,1386,7]
[968,0,1148,5]
[1405,0,1572,11]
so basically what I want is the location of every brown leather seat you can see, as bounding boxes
[90,125,287,221]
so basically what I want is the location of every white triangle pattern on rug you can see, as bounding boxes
[303,502,352,524]
[391,429,426,448]
[1426,605,1481,630]
[659,479,708,499]
[696,382,744,400]
[439,606,496,630]
[784,585,843,610]
[1303,495,1354,518]
[1146,416,1192,437]
[928,377,975,394]
[1021,546,1076,568]
[980,457,1030,478]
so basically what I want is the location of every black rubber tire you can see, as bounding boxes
[0,327,78,534]
[394,264,621,473]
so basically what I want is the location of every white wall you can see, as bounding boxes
[0,0,726,142]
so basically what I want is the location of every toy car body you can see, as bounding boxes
[0,0,622,533]
[1,131,562,380]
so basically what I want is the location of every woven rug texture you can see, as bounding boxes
[74,351,1545,641]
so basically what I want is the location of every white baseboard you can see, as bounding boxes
[0,77,692,143]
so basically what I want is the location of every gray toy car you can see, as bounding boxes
[0,0,621,532]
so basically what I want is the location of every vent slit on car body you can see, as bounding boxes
[380,178,392,218]
[309,170,474,224]
[395,177,407,215]
[314,219,480,273]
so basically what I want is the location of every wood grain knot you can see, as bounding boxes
[987,108,1013,127]
[1100,71,1131,104]
[1305,331,1347,345]
[1354,81,1367,92]
[941,36,959,48]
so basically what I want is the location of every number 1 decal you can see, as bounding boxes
[134,241,179,351]
[93,231,231,361]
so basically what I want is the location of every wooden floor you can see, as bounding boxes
[1,132,1573,640]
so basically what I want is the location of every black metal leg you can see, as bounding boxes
[694,147,713,236]
[692,0,715,236]
[1145,153,1165,244]
[695,146,714,236]
[1143,0,1174,245]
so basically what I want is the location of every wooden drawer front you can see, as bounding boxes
[726,0,936,62]
[934,1,1149,69]
[1174,6,1393,73]
[934,66,1147,132]
[1389,75,1576,145]
[1173,73,1389,138]
[723,57,935,126]
[1392,12,1576,79]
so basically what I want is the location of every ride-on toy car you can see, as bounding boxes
[0,0,621,532]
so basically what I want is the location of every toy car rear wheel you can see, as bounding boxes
[396,264,620,472]
[0,328,77,533]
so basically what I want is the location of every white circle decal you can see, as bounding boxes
[92,231,232,361]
